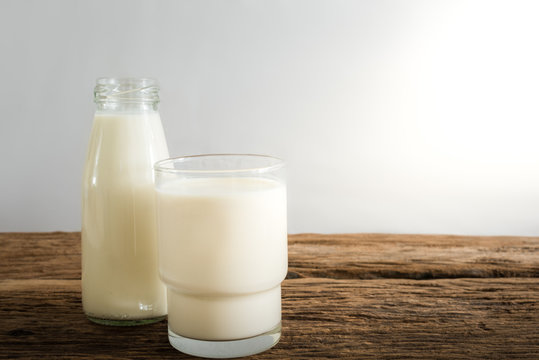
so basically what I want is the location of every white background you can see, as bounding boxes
[1,0,538,235]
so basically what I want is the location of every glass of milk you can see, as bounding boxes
[82,78,169,325]
[154,154,287,358]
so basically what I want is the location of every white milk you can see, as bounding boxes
[82,111,168,320]
[156,177,287,340]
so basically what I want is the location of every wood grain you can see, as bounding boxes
[0,232,81,280]
[0,232,538,359]
[288,233,539,280]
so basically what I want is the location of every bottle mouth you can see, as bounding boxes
[94,77,159,104]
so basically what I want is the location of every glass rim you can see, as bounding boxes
[154,154,285,175]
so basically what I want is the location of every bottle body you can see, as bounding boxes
[81,79,168,324]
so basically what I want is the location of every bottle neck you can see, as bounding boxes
[95,101,158,112]
[94,78,160,113]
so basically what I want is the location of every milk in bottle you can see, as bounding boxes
[81,78,168,325]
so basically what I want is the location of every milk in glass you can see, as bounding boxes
[156,176,287,341]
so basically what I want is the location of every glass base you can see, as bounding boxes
[168,321,281,358]
[86,314,166,326]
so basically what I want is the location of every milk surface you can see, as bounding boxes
[156,177,287,340]
[82,111,168,320]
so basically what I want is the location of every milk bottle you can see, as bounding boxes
[81,78,168,325]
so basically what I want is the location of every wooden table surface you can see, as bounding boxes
[0,232,538,359]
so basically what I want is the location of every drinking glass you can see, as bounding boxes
[154,154,287,358]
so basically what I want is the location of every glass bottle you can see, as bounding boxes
[81,78,168,325]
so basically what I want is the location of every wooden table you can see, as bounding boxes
[1,232,538,359]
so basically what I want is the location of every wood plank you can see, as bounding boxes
[0,232,81,280]
[288,233,539,279]
[1,233,538,280]
[0,277,537,359]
